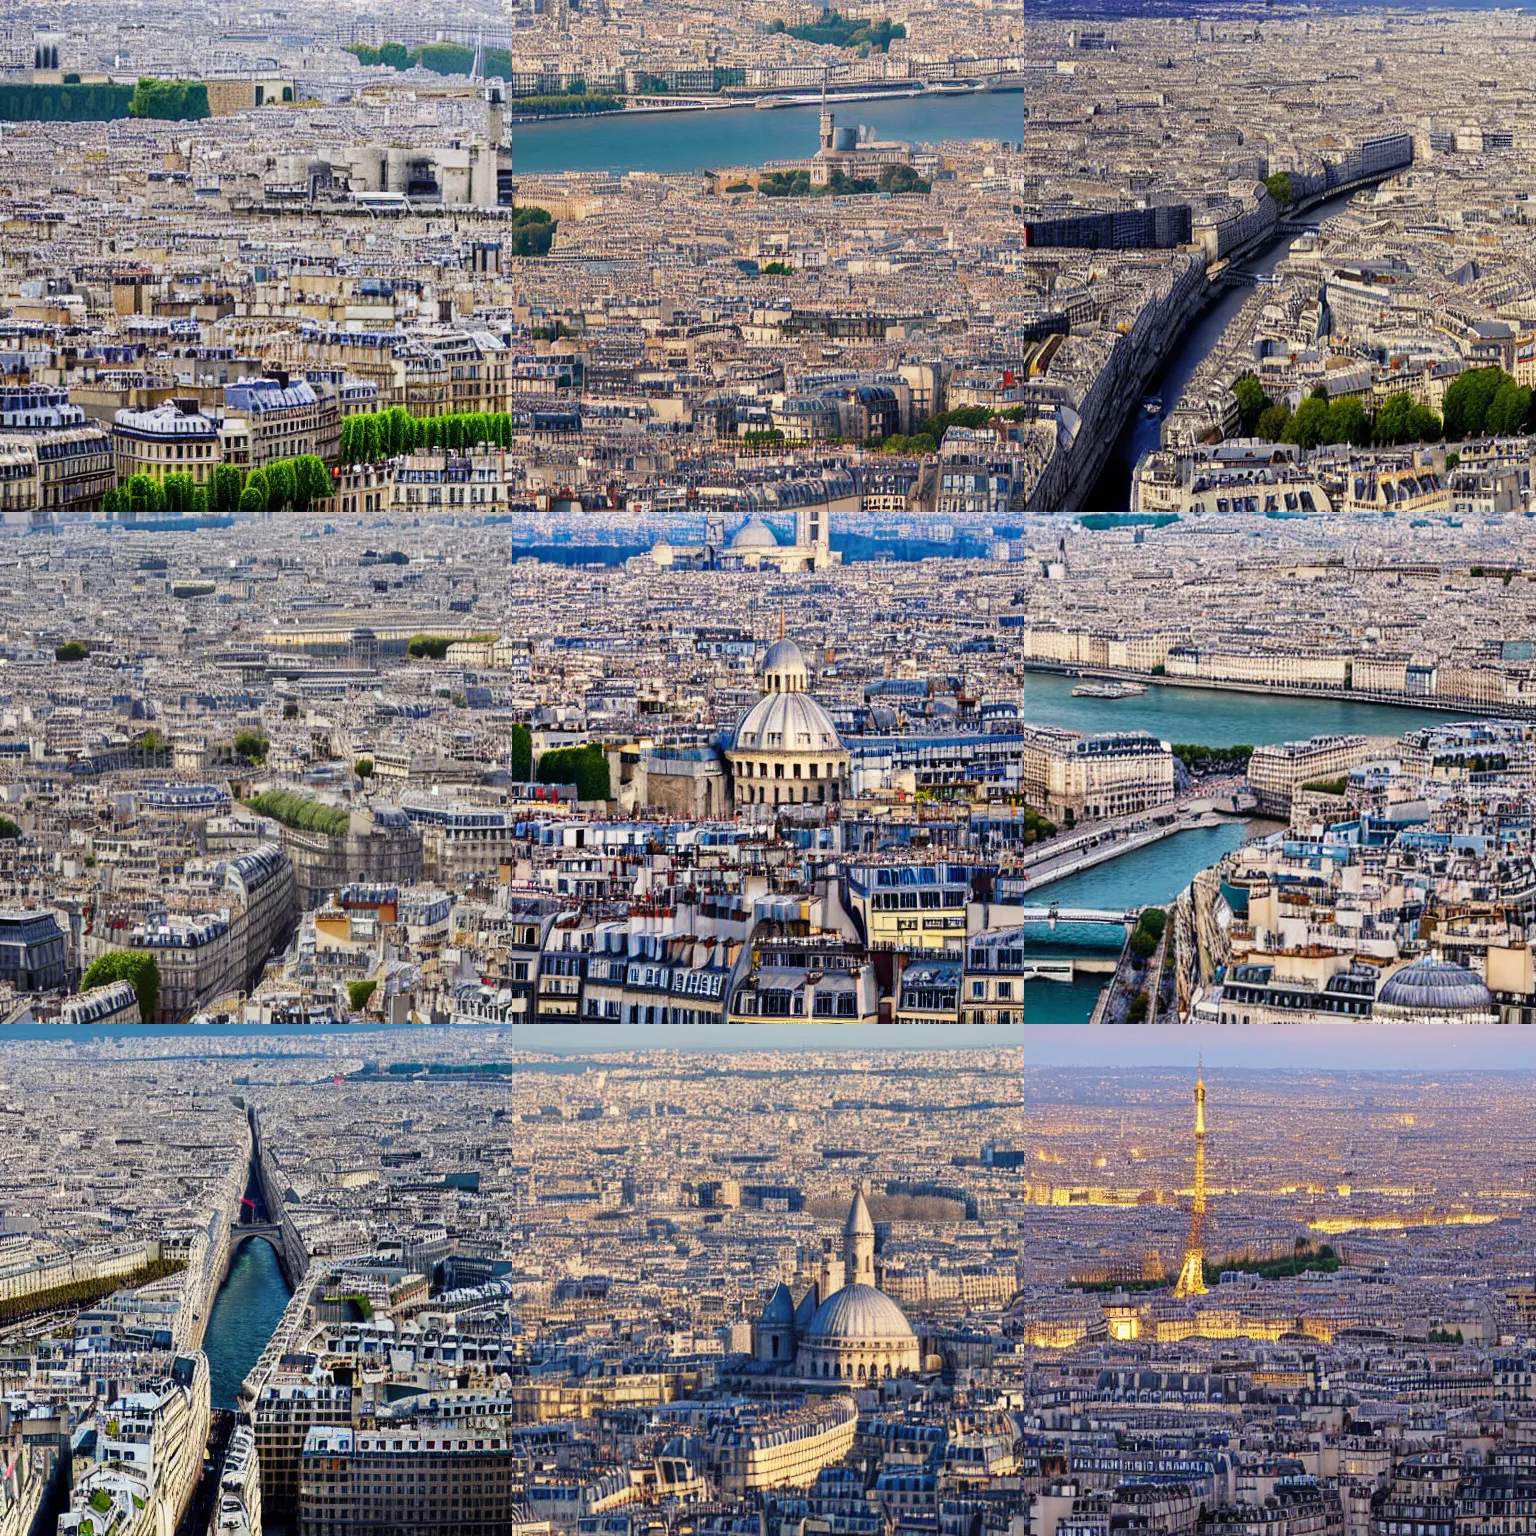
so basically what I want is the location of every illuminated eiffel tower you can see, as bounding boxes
[1173,1070,1208,1298]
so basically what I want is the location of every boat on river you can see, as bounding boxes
[1071,680,1148,699]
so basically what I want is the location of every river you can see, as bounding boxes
[203,1237,292,1409]
[1020,671,1488,1024]
[1087,185,1372,510]
[1024,670,1473,746]
[511,92,1024,174]
[1023,822,1256,1025]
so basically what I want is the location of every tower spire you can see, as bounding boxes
[779,602,786,640]
[1173,1068,1208,1298]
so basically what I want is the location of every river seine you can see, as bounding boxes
[511,92,1024,174]
[1024,671,1471,745]
[202,1237,293,1409]
[1021,676,1491,1023]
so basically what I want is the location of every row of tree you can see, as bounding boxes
[127,78,209,120]
[768,12,906,50]
[339,407,521,463]
[1233,375,1442,449]
[102,457,331,515]
[537,743,611,801]
[0,1257,186,1326]
[1234,365,1536,451]
[0,83,134,121]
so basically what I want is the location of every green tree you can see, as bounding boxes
[0,816,20,839]
[1282,395,1332,450]
[1373,392,1441,446]
[234,729,270,764]
[128,78,209,120]
[244,469,270,509]
[348,979,378,1012]
[1324,397,1372,446]
[80,950,160,1021]
[1232,373,1270,435]
[55,640,89,662]
[265,459,297,510]
[354,757,374,780]
[125,473,166,514]
[1255,403,1291,441]
[1263,171,1293,206]
[537,743,612,801]
[1486,379,1532,437]
[1442,367,1510,439]
[210,464,244,511]
[161,472,196,512]
[510,723,533,781]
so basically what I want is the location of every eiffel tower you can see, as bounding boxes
[1173,1071,1208,1298]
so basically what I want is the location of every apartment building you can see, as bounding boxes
[297,1426,526,1536]
[1246,734,1376,814]
[223,374,340,467]
[961,927,1025,1026]
[112,399,221,486]
[1022,727,1174,823]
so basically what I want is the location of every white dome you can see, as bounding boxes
[804,1284,915,1345]
[761,636,809,680]
[733,690,842,754]
[730,514,779,550]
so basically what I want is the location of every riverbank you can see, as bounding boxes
[1085,183,1387,510]
[1025,663,1509,723]
[1021,811,1228,893]
[503,78,1023,122]
[1024,821,1258,1025]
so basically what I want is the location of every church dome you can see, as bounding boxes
[761,636,809,682]
[760,1282,795,1325]
[1375,954,1494,1016]
[733,691,842,754]
[804,1284,916,1346]
[730,513,779,550]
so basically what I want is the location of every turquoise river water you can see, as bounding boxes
[203,1237,293,1410]
[1021,675,1488,1023]
[510,92,1024,174]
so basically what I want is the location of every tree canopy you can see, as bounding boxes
[81,950,160,1021]
[1442,367,1535,439]
[128,78,209,120]
[537,743,612,802]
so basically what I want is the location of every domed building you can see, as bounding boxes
[730,513,780,553]
[727,634,848,811]
[797,1283,918,1383]
[1372,953,1498,1025]
[753,1188,922,1385]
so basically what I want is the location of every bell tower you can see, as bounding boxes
[844,1184,875,1288]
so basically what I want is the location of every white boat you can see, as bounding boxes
[1142,396,1163,417]
[1071,681,1148,699]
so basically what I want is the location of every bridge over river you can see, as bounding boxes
[1021,905,1142,928]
